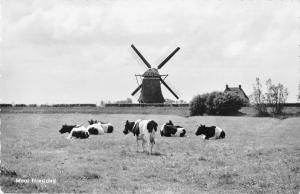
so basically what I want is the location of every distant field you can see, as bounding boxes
[0,106,190,117]
[1,113,299,193]
[1,106,300,118]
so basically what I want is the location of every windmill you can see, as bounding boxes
[130,44,180,103]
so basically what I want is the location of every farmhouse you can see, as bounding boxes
[224,84,249,103]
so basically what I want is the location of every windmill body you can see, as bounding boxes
[130,45,180,103]
[139,68,165,103]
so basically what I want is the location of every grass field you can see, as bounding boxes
[1,111,300,193]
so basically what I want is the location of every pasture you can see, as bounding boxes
[1,112,299,193]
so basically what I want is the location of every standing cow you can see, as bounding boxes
[123,119,158,154]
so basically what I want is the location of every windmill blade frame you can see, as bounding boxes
[159,77,179,99]
[131,44,151,68]
[157,47,180,69]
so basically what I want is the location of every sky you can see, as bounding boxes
[1,0,299,104]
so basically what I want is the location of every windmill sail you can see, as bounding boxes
[160,78,179,99]
[157,47,180,69]
[131,84,142,96]
[131,44,151,68]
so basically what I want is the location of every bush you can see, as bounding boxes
[213,92,245,115]
[189,93,209,116]
[190,91,245,116]
[205,91,223,114]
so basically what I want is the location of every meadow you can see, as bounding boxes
[0,108,299,193]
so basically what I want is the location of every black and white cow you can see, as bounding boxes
[123,119,158,154]
[195,124,225,140]
[160,120,186,137]
[88,120,114,133]
[86,123,104,135]
[59,124,77,134]
[59,124,89,139]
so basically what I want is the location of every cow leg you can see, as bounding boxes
[150,143,154,155]
[67,132,73,139]
[136,138,139,152]
[142,139,147,154]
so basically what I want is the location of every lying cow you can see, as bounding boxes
[160,120,186,137]
[59,124,89,139]
[195,124,225,139]
[123,119,157,154]
[86,122,104,135]
[88,120,114,133]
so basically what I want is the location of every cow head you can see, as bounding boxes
[59,124,76,134]
[195,124,206,136]
[123,120,133,135]
[88,120,98,125]
[166,120,174,126]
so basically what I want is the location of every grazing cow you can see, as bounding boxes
[59,124,89,139]
[88,120,114,133]
[123,119,158,154]
[160,120,186,137]
[86,123,104,135]
[195,124,225,139]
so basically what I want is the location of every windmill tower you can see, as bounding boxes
[130,44,180,103]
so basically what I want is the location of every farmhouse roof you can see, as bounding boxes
[224,84,249,101]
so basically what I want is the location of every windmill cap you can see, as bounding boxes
[143,68,160,77]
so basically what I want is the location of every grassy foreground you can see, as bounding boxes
[1,113,299,193]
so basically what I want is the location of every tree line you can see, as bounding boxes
[190,77,292,116]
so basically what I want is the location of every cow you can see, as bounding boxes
[86,123,104,135]
[59,124,89,139]
[123,119,158,154]
[160,120,186,137]
[195,124,225,140]
[88,120,114,133]
[59,124,77,134]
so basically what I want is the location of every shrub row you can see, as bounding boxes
[190,91,247,116]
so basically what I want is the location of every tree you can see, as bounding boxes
[213,92,245,115]
[265,79,288,115]
[164,98,176,104]
[115,98,133,104]
[189,94,209,116]
[205,91,223,114]
[249,78,268,116]
[189,91,245,116]
[100,100,105,107]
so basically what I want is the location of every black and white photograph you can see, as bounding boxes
[1,0,299,193]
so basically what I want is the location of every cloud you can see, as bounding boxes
[222,40,247,58]
[1,0,299,103]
